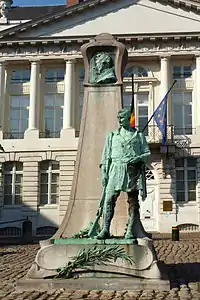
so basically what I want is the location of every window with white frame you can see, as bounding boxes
[39,160,60,205]
[175,157,196,202]
[123,92,149,135]
[9,95,29,138]
[43,94,64,137]
[172,91,192,135]
[45,69,65,82]
[11,69,30,83]
[172,65,192,79]
[3,162,23,205]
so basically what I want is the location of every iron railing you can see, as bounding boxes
[144,125,195,144]
[141,125,174,144]
[3,132,24,139]
[39,131,60,138]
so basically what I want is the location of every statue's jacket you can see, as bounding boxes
[101,128,150,195]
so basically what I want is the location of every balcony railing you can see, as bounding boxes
[142,125,174,144]
[3,132,24,139]
[145,125,195,144]
[39,131,60,138]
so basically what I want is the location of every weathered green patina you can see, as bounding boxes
[89,52,117,84]
[89,108,150,239]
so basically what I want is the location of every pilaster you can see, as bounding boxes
[0,60,5,139]
[195,55,200,126]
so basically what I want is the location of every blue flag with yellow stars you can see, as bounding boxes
[154,95,167,145]
[154,81,177,145]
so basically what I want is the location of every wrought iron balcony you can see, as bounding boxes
[3,132,24,139]
[144,125,195,145]
[39,131,60,138]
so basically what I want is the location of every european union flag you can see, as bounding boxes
[154,95,167,145]
[154,81,177,145]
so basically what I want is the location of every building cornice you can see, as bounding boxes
[0,31,200,46]
[0,38,200,60]
[1,0,200,39]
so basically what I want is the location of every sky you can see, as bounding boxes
[14,0,66,6]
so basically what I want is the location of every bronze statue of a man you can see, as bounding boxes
[97,108,150,239]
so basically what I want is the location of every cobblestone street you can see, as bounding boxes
[1,236,200,299]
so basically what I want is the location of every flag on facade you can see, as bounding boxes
[154,94,167,145]
[153,81,176,145]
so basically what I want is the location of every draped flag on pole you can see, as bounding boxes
[130,74,135,128]
[154,94,168,145]
[153,80,177,145]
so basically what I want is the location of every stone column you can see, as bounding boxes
[160,56,170,98]
[62,60,75,129]
[160,56,171,126]
[28,60,40,130]
[0,60,5,138]
[196,55,200,126]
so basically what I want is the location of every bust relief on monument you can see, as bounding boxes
[89,51,117,84]
[81,33,128,85]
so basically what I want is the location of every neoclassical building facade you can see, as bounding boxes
[0,0,200,238]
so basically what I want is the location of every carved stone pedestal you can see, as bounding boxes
[26,238,162,279]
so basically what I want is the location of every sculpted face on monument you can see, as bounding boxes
[89,52,117,84]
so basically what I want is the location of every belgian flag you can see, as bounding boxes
[130,74,135,128]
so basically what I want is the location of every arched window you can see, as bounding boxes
[124,66,148,78]
[3,161,23,205]
[39,160,60,205]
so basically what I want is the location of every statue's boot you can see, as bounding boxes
[96,191,119,239]
[125,211,136,239]
[125,193,151,239]
[96,206,112,239]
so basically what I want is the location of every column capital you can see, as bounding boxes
[64,58,77,64]
[195,52,200,59]
[160,55,171,60]
[29,58,41,64]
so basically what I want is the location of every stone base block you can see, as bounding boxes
[17,277,170,291]
[25,237,167,283]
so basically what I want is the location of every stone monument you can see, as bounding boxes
[21,34,168,290]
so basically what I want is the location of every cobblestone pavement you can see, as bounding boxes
[1,235,200,299]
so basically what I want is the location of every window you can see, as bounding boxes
[36,226,58,237]
[0,227,21,237]
[123,92,149,135]
[79,69,85,120]
[124,66,148,78]
[172,91,192,135]
[3,162,23,205]
[11,69,30,83]
[175,157,196,202]
[8,95,29,138]
[172,66,192,79]
[43,94,64,138]
[45,69,65,82]
[39,160,60,205]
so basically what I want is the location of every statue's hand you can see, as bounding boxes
[101,166,108,187]
[129,156,141,165]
